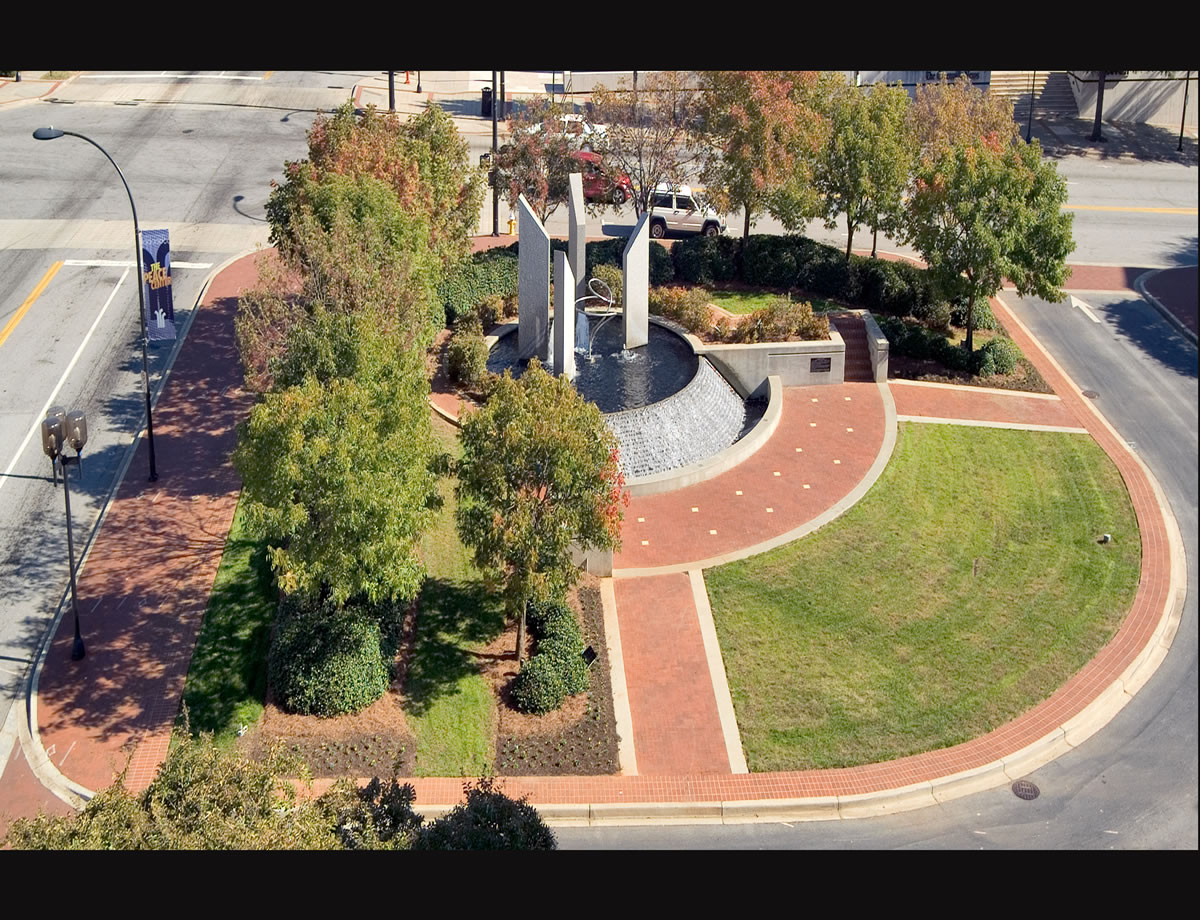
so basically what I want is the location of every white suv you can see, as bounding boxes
[648,184,725,238]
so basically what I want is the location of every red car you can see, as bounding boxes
[571,150,633,206]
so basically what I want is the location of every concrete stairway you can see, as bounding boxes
[990,71,1079,119]
[830,313,875,383]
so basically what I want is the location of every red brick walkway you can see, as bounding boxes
[890,380,1083,429]
[614,574,730,775]
[616,383,886,571]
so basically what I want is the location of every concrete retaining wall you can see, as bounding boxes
[1067,71,1197,128]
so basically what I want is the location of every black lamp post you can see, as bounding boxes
[1025,71,1036,144]
[33,126,158,481]
[492,70,499,236]
[41,408,89,661]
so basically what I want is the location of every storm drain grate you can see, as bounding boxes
[1011,779,1040,800]
[1082,390,1099,399]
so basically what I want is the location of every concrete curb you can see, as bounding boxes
[0,72,80,109]
[599,577,637,776]
[1133,268,1198,346]
[18,250,257,807]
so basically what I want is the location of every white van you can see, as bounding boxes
[648,184,725,238]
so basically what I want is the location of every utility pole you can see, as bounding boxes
[388,71,395,112]
[492,70,499,236]
[500,70,506,119]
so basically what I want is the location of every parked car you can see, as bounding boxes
[571,150,634,206]
[522,113,608,151]
[648,184,725,238]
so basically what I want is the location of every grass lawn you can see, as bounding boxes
[707,288,839,315]
[176,496,275,746]
[404,416,505,776]
[704,422,1141,772]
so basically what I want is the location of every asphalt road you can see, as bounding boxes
[0,101,316,738]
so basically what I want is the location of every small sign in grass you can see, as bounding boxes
[704,423,1141,772]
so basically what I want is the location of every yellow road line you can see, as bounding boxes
[1065,204,1198,214]
[0,260,63,349]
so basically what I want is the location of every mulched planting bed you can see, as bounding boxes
[493,577,619,776]
[237,575,619,779]
[889,354,1053,394]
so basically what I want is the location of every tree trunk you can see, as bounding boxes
[1090,72,1108,142]
[743,207,751,240]
[965,295,975,354]
[871,225,879,258]
[845,222,854,261]
[516,606,527,663]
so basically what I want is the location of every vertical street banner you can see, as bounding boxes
[140,228,176,342]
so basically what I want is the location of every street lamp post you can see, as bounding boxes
[41,408,89,661]
[1025,70,1037,143]
[33,126,158,481]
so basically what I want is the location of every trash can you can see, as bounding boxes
[481,86,492,118]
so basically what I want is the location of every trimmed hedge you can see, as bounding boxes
[973,336,1022,376]
[439,249,519,325]
[510,655,567,715]
[512,596,590,714]
[268,599,391,717]
[951,298,1000,332]
[669,234,951,326]
[447,315,488,387]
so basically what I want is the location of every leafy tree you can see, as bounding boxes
[494,95,581,224]
[456,361,626,661]
[268,102,483,274]
[906,139,1075,355]
[910,73,1019,162]
[695,70,831,240]
[233,334,438,607]
[237,172,442,394]
[413,777,556,850]
[588,70,702,218]
[4,732,335,850]
[814,79,915,259]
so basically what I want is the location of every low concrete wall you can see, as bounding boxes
[1068,71,1197,128]
[861,311,890,383]
[693,328,845,394]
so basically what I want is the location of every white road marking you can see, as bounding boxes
[1070,294,1103,323]
[0,270,130,497]
[63,259,213,269]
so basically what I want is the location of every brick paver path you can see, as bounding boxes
[613,574,730,774]
[616,382,885,571]
[890,380,1083,429]
[32,252,261,794]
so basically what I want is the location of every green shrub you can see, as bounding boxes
[731,298,829,344]
[671,235,741,285]
[973,336,1021,376]
[648,286,712,334]
[951,298,999,331]
[526,596,574,639]
[510,654,567,714]
[439,249,519,325]
[537,637,589,695]
[589,263,623,310]
[447,315,489,388]
[742,235,798,288]
[268,600,390,717]
[414,777,556,850]
[476,294,506,329]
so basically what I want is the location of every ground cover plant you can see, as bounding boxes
[704,423,1140,771]
[176,497,275,745]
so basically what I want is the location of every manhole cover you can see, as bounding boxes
[1011,779,1040,801]
[1082,390,1099,399]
